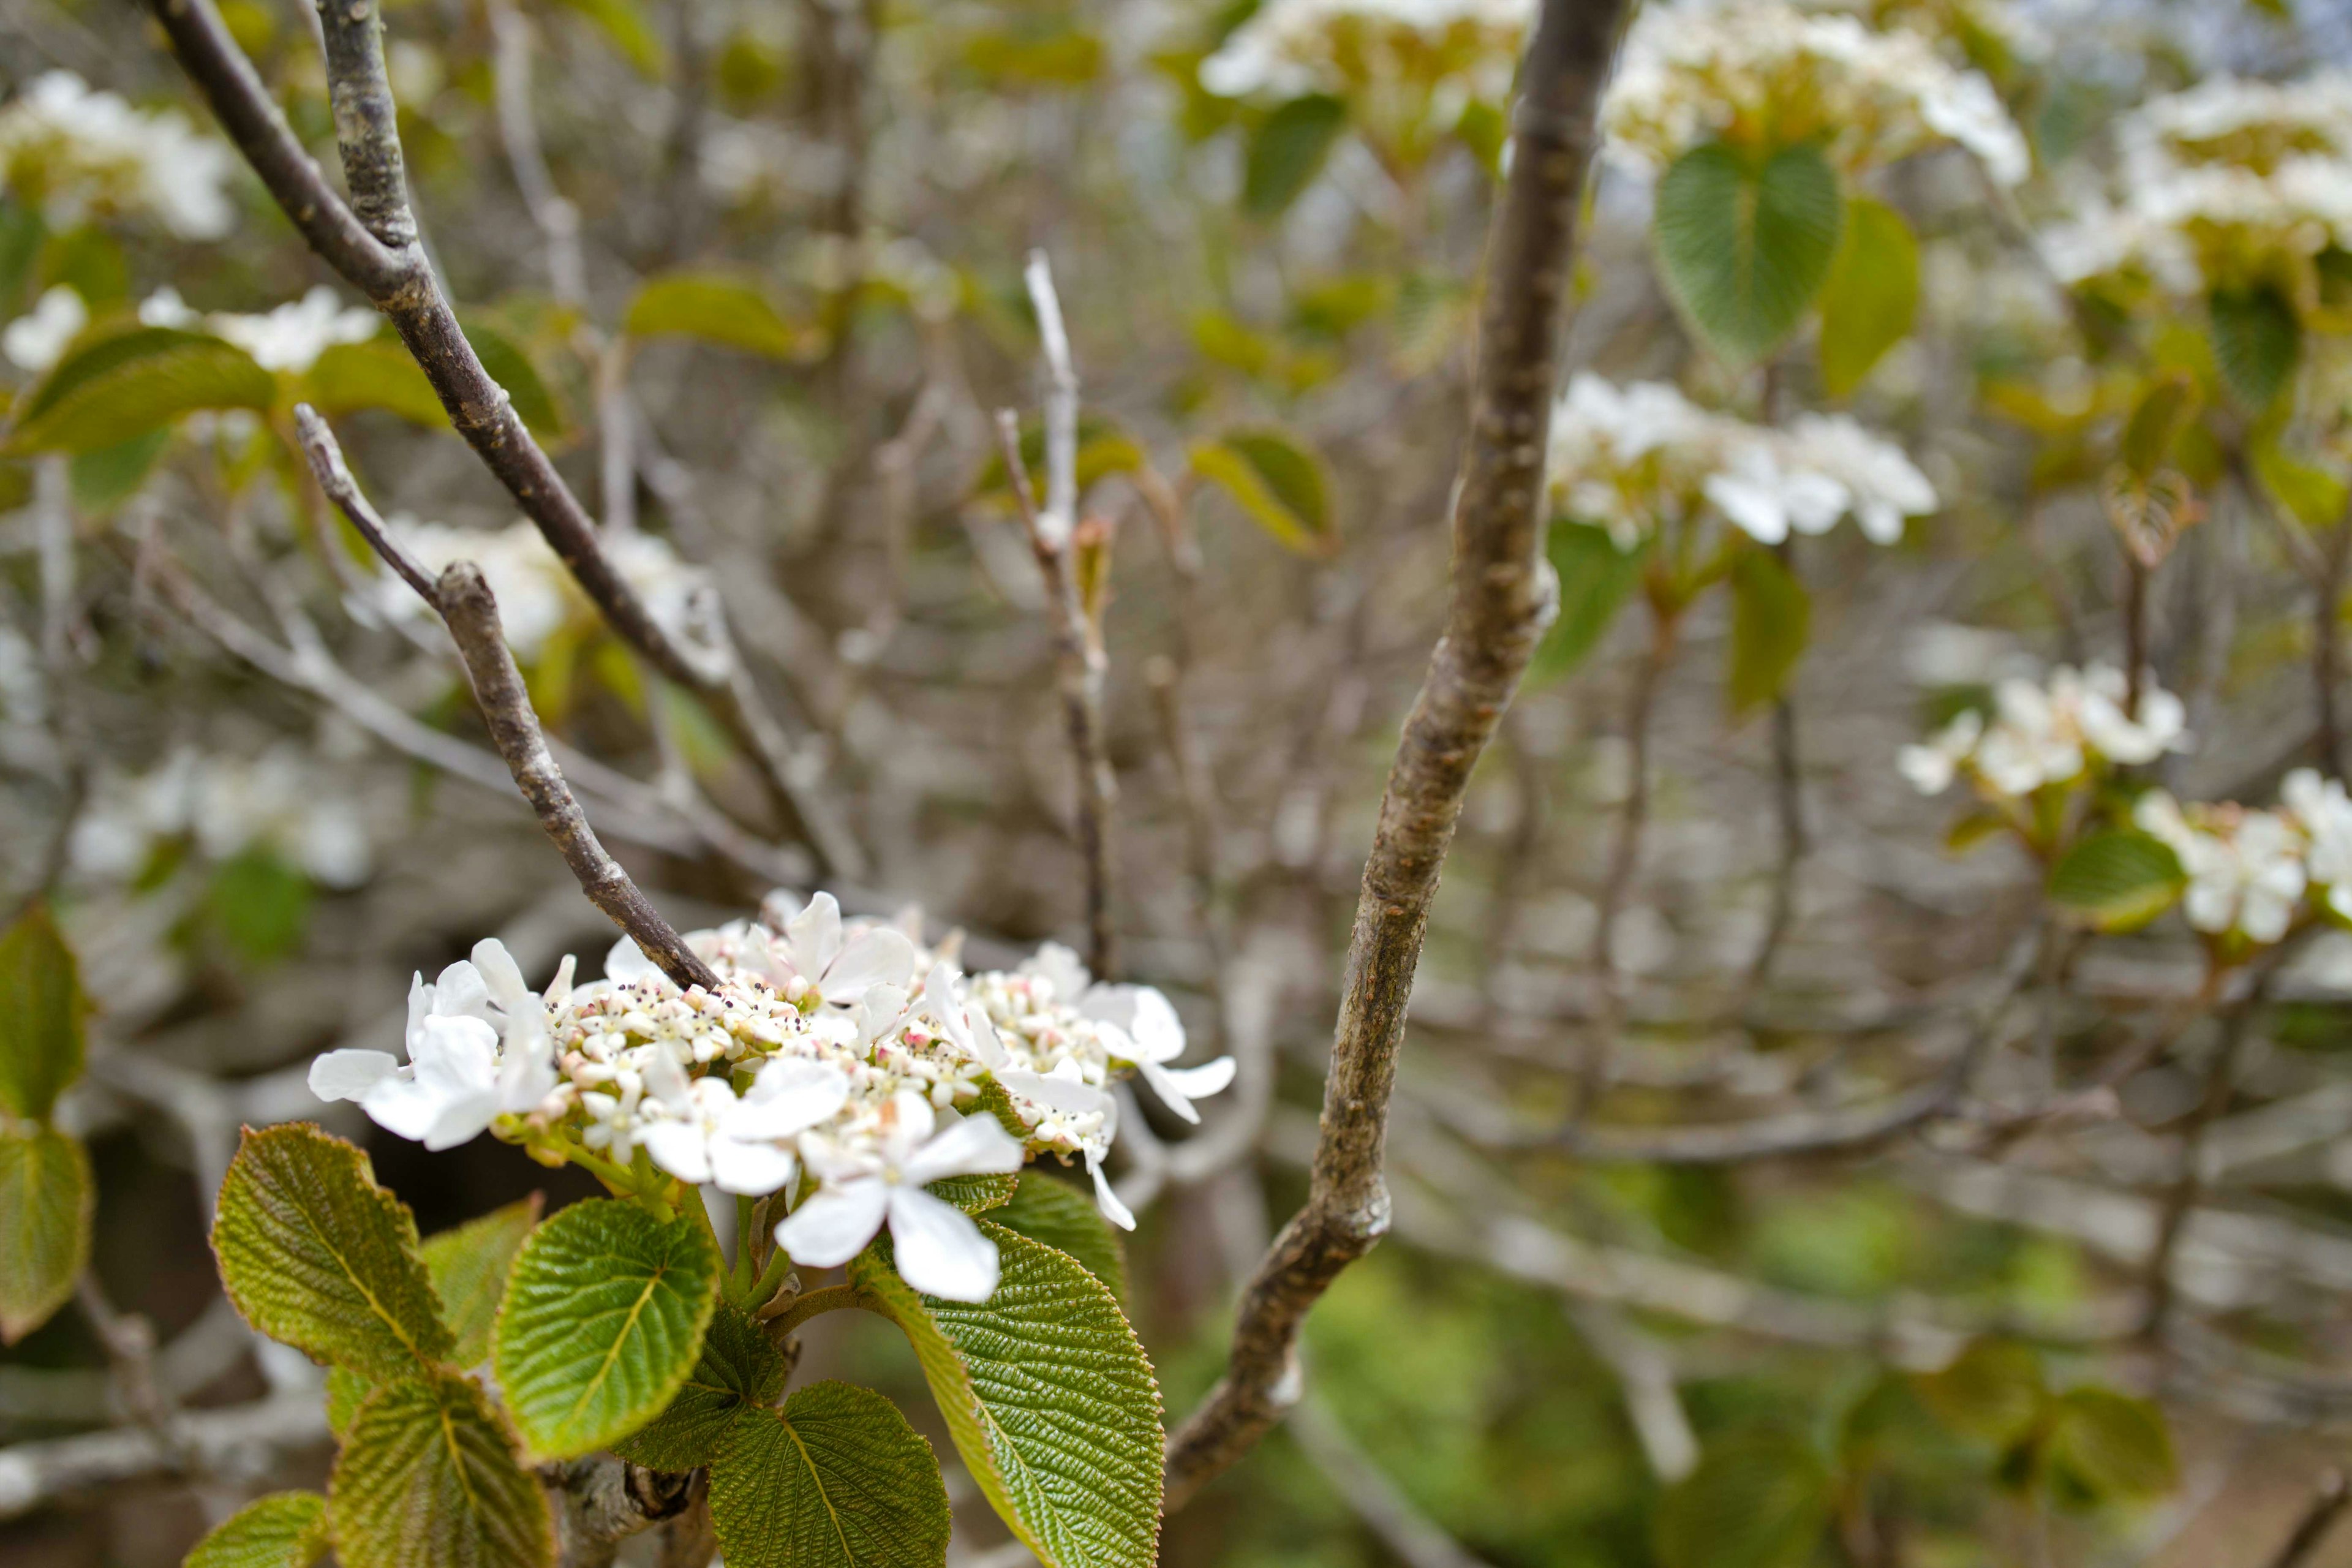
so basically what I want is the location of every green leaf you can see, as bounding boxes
[1727,546,1811,715]
[325,1365,371,1441]
[300,339,443,427]
[973,411,1146,504]
[460,318,565,441]
[492,1197,722,1461]
[611,1301,784,1471]
[1243,96,1347,218]
[0,902,87,1122]
[1654,1428,1833,1568]
[330,1368,554,1568]
[2045,1387,2176,1501]
[1817,196,1919,398]
[7,326,273,454]
[1915,1339,2047,1449]
[0,1125,91,1344]
[551,0,669,77]
[927,1172,1019,1216]
[2119,370,2201,480]
[68,425,170,511]
[995,1169,1128,1302]
[211,1123,453,1381]
[2210,284,2299,410]
[624,273,801,360]
[1528,522,1645,687]
[852,1221,1163,1568]
[2252,440,2347,529]
[709,1380,953,1568]
[205,848,311,963]
[2048,830,2186,932]
[184,1490,330,1568]
[1654,141,1843,366]
[421,1194,542,1367]
[1190,428,1335,556]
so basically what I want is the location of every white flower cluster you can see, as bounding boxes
[68,745,374,889]
[311,893,1236,1302]
[1603,0,2029,186]
[1547,374,1937,548]
[139,286,379,374]
[0,72,236,240]
[363,518,710,662]
[2126,769,2352,945]
[1899,663,2188,798]
[1197,0,1532,104]
[2,286,88,373]
[2042,72,2352,297]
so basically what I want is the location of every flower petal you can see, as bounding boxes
[821,926,917,1006]
[1137,1059,1202,1124]
[727,1058,851,1140]
[1158,1057,1237,1101]
[431,960,493,1022]
[604,935,662,987]
[309,1048,399,1103]
[642,1121,715,1186]
[775,1178,891,1268]
[786,891,843,981]
[901,1110,1025,1187]
[710,1136,797,1197]
[886,1187,1000,1302]
[1087,1153,1136,1232]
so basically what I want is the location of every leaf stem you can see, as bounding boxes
[762,1283,882,1341]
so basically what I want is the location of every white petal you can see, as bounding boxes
[729,1059,851,1139]
[431,960,493,1022]
[1158,1057,1237,1101]
[640,1045,693,1110]
[642,1121,715,1186]
[1088,1155,1136,1232]
[786,891,843,981]
[420,1092,499,1152]
[360,1076,445,1142]
[310,1049,399,1102]
[968,1007,1008,1069]
[1137,1060,1203,1125]
[881,1090,937,1164]
[775,1178,891,1267]
[469,938,530,1012]
[997,1070,1112,1118]
[1127,987,1186,1064]
[821,926,917,1006]
[886,1188,1000,1302]
[495,1047,557,1114]
[410,1015,499,1095]
[710,1136,797,1197]
[902,1112,1026,1187]
[605,935,661,987]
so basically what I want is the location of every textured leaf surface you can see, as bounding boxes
[853,1221,1163,1568]
[1190,428,1335,556]
[2045,1387,2176,1501]
[0,1125,90,1343]
[2049,830,2185,932]
[325,1365,371,1441]
[1818,197,1919,398]
[493,1197,722,1460]
[1727,546,1811,714]
[709,1380,952,1568]
[184,1490,329,1568]
[2210,284,2299,410]
[1654,141,1842,366]
[928,1172,1017,1216]
[301,339,443,426]
[330,1370,553,1568]
[625,273,799,359]
[0,902,85,1121]
[7,326,274,453]
[211,1124,451,1379]
[1243,95,1346,217]
[422,1195,541,1367]
[1654,1428,1833,1568]
[1528,523,1645,688]
[995,1170,1126,1302]
[612,1300,783,1471]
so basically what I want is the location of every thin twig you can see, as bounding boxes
[1583,604,1675,1110]
[2264,1469,2350,1568]
[1160,0,1630,1508]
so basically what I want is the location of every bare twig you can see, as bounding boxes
[543,1457,693,1568]
[0,1392,329,1520]
[1584,605,1675,1109]
[74,1273,194,1478]
[1287,1393,1498,1568]
[1160,0,1630,1507]
[2263,1469,2350,1568]
[485,0,586,307]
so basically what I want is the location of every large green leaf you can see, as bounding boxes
[184,1491,330,1568]
[1654,141,1843,366]
[1654,1428,1833,1568]
[995,1170,1127,1302]
[1914,1339,2046,1449]
[2048,829,2185,932]
[852,1221,1163,1568]
[624,273,800,360]
[421,1194,541,1367]
[492,1197,722,1461]
[300,339,443,426]
[1726,545,1811,715]
[211,1124,453,1381]
[1527,522,1645,687]
[1817,196,1918,398]
[0,902,86,1121]
[2044,1387,2176,1502]
[2209,284,2299,410]
[1243,95,1346,218]
[330,1369,554,1568]
[708,1381,952,1568]
[68,424,170,511]
[6,325,273,454]
[612,1301,784,1471]
[0,1125,91,1344]
[1190,428,1335,556]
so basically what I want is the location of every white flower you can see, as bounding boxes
[362,518,711,662]
[2076,677,2187,766]
[1082,985,1238,1125]
[2136,793,2308,944]
[0,71,236,239]
[1898,708,1981,795]
[1198,0,1533,107]
[3,285,86,372]
[767,891,918,1007]
[1905,665,2190,803]
[641,1057,850,1195]
[1702,440,1850,545]
[1780,414,1939,545]
[2287,768,2352,920]
[66,745,376,889]
[776,1092,1025,1301]
[205,286,377,373]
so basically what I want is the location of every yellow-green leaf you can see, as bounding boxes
[993,1169,1127,1302]
[7,325,273,454]
[551,0,669,78]
[184,1490,330,1568]
[2210,284,2299,410]
[330,1369,554,1568]
[1528,522,1645,687]
[624,273,800,360]
[611,1300,783,1471]
[2045,1387,2176,1501]
[1818,197,1918,398]
[300,339,443,427]
[1243,95,1346,218]
[1654,1428,1833,1568]
[1727,545,1811,715]
[1915,1339,2047,1449]
[421,1194,541,1367]
[460,318,565,441]
[0,1125,91,1344]
[0,902,86,1122]
[2048,829,2185,932]
[1189,428,1334,556]
[708,1380,952,1568]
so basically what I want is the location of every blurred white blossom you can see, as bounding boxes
[0,71,237,239]
[69,745,374,889]
[140,285,377,373]
[2136,793,2308,944]
[1198,0,1532,106]
[364,517,711,662]
[1899,664,2187,799]
[2,285,88,372]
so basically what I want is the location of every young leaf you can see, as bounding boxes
[1817,197,1919,398]
[184,1490,330,1568]
[492,1197,723,1461]
[995,1169,1128,1302]
[68,424,170,511]
[624,273,800,360]
[211,1124,453,1380]
[2209,284,2300,410]
[421,1194,542,1368]
[2251,440,2348,530]
[0,1124,91,1344]
[1189,428,1335,556]
[852,1221,1163,1568]
[1654,141,1843,366]
[0,902,87,1122]
[1726,546,1811,715]
[2048,830,2185,932]
[708,1380,954,1568]
[1243,95,1347,217]
[2118,370,2200,480]
[1654,1428,1834,1568]
[612,1301,785,1471]
[6,326,273,454]
[300,339,443,428]
[1526,522,1645,688]
[2044,1387,2176,1501]
[1914,1339,2046,1449]
[330,1368,554,1568]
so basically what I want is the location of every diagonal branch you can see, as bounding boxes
[1159,0,1631,1509]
